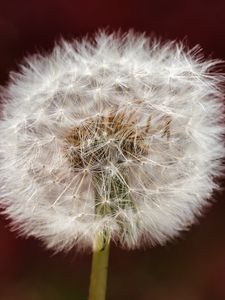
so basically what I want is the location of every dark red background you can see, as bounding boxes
[0,1,225,299]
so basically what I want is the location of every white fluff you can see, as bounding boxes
[0,31,224,252]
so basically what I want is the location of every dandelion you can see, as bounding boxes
[0,31,224,300]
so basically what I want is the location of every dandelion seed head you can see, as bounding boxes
[0,31,224,252]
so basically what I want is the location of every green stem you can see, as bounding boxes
[88,169,132,300]
[88,230,110,300]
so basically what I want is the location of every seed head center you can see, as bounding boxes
[64,110,171,171]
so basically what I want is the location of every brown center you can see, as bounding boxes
[64,109,170,172]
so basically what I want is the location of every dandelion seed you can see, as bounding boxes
[0,30,224,300]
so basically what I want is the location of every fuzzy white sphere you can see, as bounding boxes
[0,31,224,252]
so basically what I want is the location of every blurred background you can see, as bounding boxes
[0,0,225,299]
